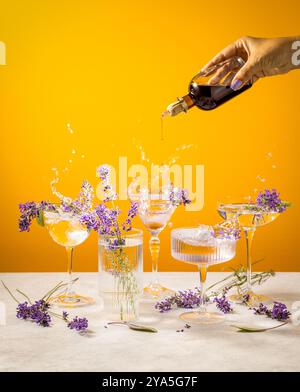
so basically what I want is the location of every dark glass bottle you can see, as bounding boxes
[162,57,252,117]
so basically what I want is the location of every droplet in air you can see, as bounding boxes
[67,123,74,134]
[81,154,85,159]
[256,175,266,183]
[266,152,273,159]
[69,159,73,164]
[272,165,277,169]
[72,149,76,155]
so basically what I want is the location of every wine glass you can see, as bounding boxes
[171,226,236,324]
[136,194,175,299]
[43,208,95,307]
[217,202,279,304]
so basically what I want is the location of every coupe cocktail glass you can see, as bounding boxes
[171,226,236,324]
[137,195,175,299]
[218,203,279,304]
[44,209,94,307]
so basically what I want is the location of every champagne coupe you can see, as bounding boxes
[44,208,94,307]
[217,203,279,304]
[136,194,175,299]
[171,226,236,324]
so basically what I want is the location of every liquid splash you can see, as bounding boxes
[50,123,86,204]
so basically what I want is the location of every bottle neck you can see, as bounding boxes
[162,94,195,117]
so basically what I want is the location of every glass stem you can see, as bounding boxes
[149,235,160,283]
[244,229,255,293]
[66,246,74,297]
[198,263,207,313]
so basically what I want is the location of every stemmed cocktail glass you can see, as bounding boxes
[171,226,236,324]
[217,203,279,304]
[44,208,95,307]
[135,194,175,299]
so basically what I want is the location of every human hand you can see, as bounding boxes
[201,36,300,90]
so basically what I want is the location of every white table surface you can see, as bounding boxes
[0,272,300,372]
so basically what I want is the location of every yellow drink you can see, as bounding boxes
[44,211,89,247]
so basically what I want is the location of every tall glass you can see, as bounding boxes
[43,209,94,307]
[137,196,175,299]
[171,226,236,324]
[218,203,279,304]
[98,229,143,321]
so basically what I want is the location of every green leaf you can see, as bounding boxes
[230,322,287,333]
[128,324,158,333]
[36,210,44,227]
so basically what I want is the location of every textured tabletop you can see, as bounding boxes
[0,272,300,372]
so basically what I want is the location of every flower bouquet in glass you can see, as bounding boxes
[80,165,142,321]
[18,181,95,307]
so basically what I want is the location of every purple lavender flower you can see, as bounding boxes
[253,301,291,321]
[62,311,69,321]
[18,202,38,232]
[108,237,125,250]
[155,298,173,313]
[96,165,117,202]
[80,212,100,231]
[271,302,291,321]
[213,295,233,314]
[16,300,51,327]
[19,201,57,232]
[256,189,289,213]
[74,180,94,212]
[122,202,138,231]
[242,294,250,304]
[95,204,120,236]
[155,289,202,312]
[253,303,269,315]
[67,316,88,332]
[96,165,110,181]
[169,187,191,206]
[16,301,31,319]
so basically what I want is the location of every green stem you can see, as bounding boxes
[1,281,21,304]
[16,289,32,304]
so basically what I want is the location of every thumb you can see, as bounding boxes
[230,60,255,90]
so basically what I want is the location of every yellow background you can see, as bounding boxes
[0,0,299,273]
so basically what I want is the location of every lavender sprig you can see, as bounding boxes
[213,295,233,314]
[155,264,275,313]
[253,302,291,322]
[244,189,290,214]
[1,281,89,333]
[168,185,191,206]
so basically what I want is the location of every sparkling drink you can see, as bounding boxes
[136,197,175,298]
[171,226,236,324]
[172,227,236,265]
[44,211,89,247]
[217,202,280,304]
[218,203,279,229]
[43,209,93,307]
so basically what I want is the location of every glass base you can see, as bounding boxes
[143,282,174,299]
[229,291,271,306]
[50,293,95,308]
[179,311,225,325]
